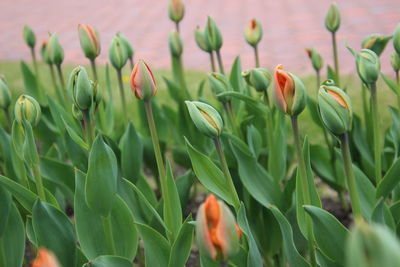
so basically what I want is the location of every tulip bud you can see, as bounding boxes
[47,33,64,66]
[72,104,83,121]
[67,66,95,110]
[318,80,352,135]
[205,16,223,51]
[109,35,128,70]
[208,72,232,103]
[306,48,323,71]
[274,65,307,116]
[244,18,263,47]
[40,41,52,65]
[23,25,36,48]
[361,34,392,57]
[325,3,341,33]
[185,101,223,137]
[168,0,185,23]
[394,23,400,55]
[0,76,11,110]
[78,24,101,60]
[354,49,380,85]
[196,194,240,261]
[130,59,157,101]
[117,33,134,60]
[195,26,212,53]
[32,247,61,267]
[14,95,41,126]
[242,68,272,93]
[169,31,183,57]
[391,52,400,72]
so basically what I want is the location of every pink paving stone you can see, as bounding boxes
[0,0,398,74]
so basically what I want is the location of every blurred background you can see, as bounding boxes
[0,0,398,73]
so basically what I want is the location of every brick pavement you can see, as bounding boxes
[0,0,398,73]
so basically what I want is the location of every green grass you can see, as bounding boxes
[0,60,398,143]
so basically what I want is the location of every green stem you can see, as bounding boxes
[396,71,400,110]
[144,101,167,198]
[116,69,128,123]
[30,47,38,75]
[32,163,46,201]
[316,70,321,94]
[3,108,11,132]
[49,64,63,103]
[101,215,116,254]
[216,49,225,74]
[338,190,349,212]
[332,32,340,86]
[172,55,189,99]
[214,137,240,211]
[223,101,240,138]
[254,45,260,68]
[129,57,134,70]
[56,64,69,105]
[175,21,180,33]
[339,133,362,219]
[82,110,94,147]
[290,116,316,267]
[370,82,381,184]
[209,52,216,72]
[90,58,98,81]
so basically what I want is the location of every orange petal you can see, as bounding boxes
[204,194,220,227]
[327,89,348,109]
[32,248,60,267]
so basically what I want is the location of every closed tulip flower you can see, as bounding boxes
[130,59,157,101]
[185,101,223,137]
[117,33,134,62]
[0,76,11,110]
[40,41,52,65]
[361,34,392,57]
[169,30,183,57]
[47,33,64,66]
[325,3,341,33]
[208,72,231,103]
[244,18,263,47]
[391,52,400,72]
[67,66,95,110]
[274,65,307,116]
[306,48,323,72]
[78,24,100,60]
[195,26,212,52]
[196,194,240,261]
[109,35,128,70]
[168,0,184,23]
[14,94,41,126]
[394,23,400,55]
[242,68,272,93]
[32,247,60,267]
[318,80,352,135]
[23,25,36,48]
[355,49,380,85]
[205,16,223,51]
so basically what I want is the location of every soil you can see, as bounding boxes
[322,197,352,227]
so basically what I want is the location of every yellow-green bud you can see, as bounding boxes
[23,25,36,48]
[0,76,11,109]
[169,31,183,57]
[194,26,212,53]
[242,68,272,93]
[67,66,95,110]
[14,95,41,126]
[306,48,323,71]
[185,101,223,137]
[391,52,400,72]
[244,18,263,47]
[109,35,128,70]
[394,23,400,55]
[47,33,64,66]
[205,16,223,51]
[361,34,392,56]
[168,0,185,23]
[325,3,341,33]
[355,49,380,85]
[318,80,352,135]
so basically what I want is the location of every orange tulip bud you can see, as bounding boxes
[130,59,157,101]
[196,194,240,261]
[32,248,60,267]
[78,24,100,60]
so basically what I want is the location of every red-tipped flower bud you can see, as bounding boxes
[168,0,185,23]
[78,24,101,60]
[244,18,263,47]
[130,59,157,101]
[32,247,60,267]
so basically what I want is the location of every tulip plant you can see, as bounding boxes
[1,2,400,267]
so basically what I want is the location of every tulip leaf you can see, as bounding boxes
[185,138,236,207]
[136,223,171,267]
[120,122,143,183]
[168,216,194,267]
[164,161,182,242]
[85,135,118,216]
[62,116,89,151]
[0,203,25,267]
[0,127,18,180]
[354,165,376,219]
[11,121,25,160]
[0,175,37,213]
[40,156,75,191]
[381,73,399,95]
[268,205,311,267]
[82,255,132,267]
[371,198,396,231]
[0,187,12,237]
[229,56,244,93]
[32,200,77,267]
[376,156,400,199]
[217,91,267,114]
[304,205,349,265]
[268,111,287,182]
[20,61,46,104]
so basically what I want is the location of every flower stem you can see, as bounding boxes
[369,82,381,184]
[82,110,94,147]
[290,116,316,267]
[175,22,180,34]
[90,58,98,81]
[30,47,38,75]
[56,64,69,106]
[32,163,46,201]
[216,49,225,74]
[116,69,128,123]
[254,45,260,68]
[223,101,240,137]
[316,70,321,95]
[214,137,240,211]
[144,101,167,198]
[129,57,134,70]
[331,32,340,86]
[101,215,116,254]
[209,52,216,72]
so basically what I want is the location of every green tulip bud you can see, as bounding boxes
[117,33,134,60]
[23,25,36,48]
[0,76,11,109]
[14,95,41,126]
[47,33,64,66]
[67,66,95,110]
[208,72,232,103]
[242,68,272,93]
[274,65,307,116]
[306,48,323,71]
[244,18,263,47]
[195,26,212,53]
[361,34,392,56]
[130,59,157,101]
[205,16,223,51]
[169,31,183,57]
[394,23,400,55]
[168,0,184,23]
[109,35,128,70]
[40,40,52,65]
[355,49,381,85]
[325,3,341,33]
[185,101,223,137]
[391,52,400,72]
[72,104,83,121]
[318,80,352,135]
[78,24,101,60]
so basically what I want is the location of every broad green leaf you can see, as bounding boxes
[82,255,132,267]
[0,203,25,267]
[40,156,75,191]
[85,135,118,216]
[26,217,37,246]
[217,91,267,114]
[33,200,77,267]
[304,205,349,265]
[0,175,37,213]
[376,156,400,199]
[0,128,18,180]
[168,216,194,267]
[136,223,170,267]
[62,116,89,150]
[371,198,396,231]
[11,120,25,160]
[268,205,311,267]
[354,165,376,219]
[268,111,287,182]
[229,56,243,92]
[22,119,39,165]
[120,123,143,183]
[164,161,182,242]
[20,61,45,104]
[175,170,195,210]
[381,73,399,95]
[246,125,262,158]
[0,187,11,237]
